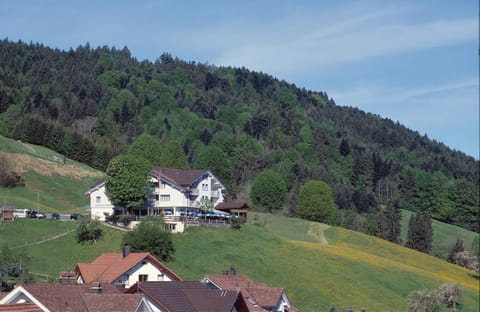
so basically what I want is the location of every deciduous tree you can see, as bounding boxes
[0,152,21,187]
[407,290,441,312]
[250,169,287,212]
[128,133,162,166]
[123,217,175,261]
[299,180,337,224]
[106,154,151,210]
[76,219,103,244]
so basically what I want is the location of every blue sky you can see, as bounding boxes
[1,0,478,158]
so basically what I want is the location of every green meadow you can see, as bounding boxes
[0,215,478,311]
[1,135,479,310]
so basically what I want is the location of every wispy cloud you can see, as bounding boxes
[197,7,477,75]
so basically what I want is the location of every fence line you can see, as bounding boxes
[12,229,75,249]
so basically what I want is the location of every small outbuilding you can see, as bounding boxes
[0,205,15,221]
[215,201,250,222]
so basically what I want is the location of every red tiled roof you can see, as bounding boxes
[204,275,292,311]
[152,167,207,187]
[75,252,181,284]
[0,303,42,312]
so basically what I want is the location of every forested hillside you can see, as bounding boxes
[0,39,478,233]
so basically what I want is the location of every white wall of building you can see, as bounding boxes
[89,184,114,221]
[113,260,174,288]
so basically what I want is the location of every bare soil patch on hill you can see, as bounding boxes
[3,151,102,179]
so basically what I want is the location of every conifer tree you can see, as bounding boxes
[405,212,433,253]
[377,201,402,243]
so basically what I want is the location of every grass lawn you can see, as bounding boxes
[169,220,479,311]
[0,219,124,279]
[401,210,479,255]
[1,215,478,311]
[0,173,98,213]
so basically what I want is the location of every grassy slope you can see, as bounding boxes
[0,135,101,213]
[0,219,123,279]
[0,215,478,311]
[168,214,479,312]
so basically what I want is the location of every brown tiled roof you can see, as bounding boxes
[152,167,207,187]
[130,281,242,312]
[215,201,250,210]
[0,303,43,312]
[19,284,140,312]
[204,275,293,311]
[82,293,142,312]
[75,252,181,284]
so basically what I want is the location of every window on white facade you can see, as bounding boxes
[166,223,176,231]
[139,274,148,282]
[96,196,101,204]
[202,183,208,191]
[157,273,164,281]
[160,182,166,189]
[160,195,170,201]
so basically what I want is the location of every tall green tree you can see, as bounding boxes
[250,169,287,212]
[128,133,162,166]
[405,212,433,254]
[160,139,189,169]
[123,217,175,261]
[106,154,151,210]
[298,180,337,224]
[377,201,402,243]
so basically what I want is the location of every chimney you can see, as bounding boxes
[229,265,236,275]
[59,271,77,285]
[89,281,102,293]
[122,245,131,258]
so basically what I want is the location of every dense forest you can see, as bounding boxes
[0,39,478,235]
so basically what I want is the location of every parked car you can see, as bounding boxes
[51,213,61,220]
[70,213,82,220]
[27,210,46,219]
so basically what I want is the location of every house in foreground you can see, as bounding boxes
[74,246,181,289]
[127,281,249,312]
[202,274,299,312]
[0,283,143,312]
[85,167,226,225]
